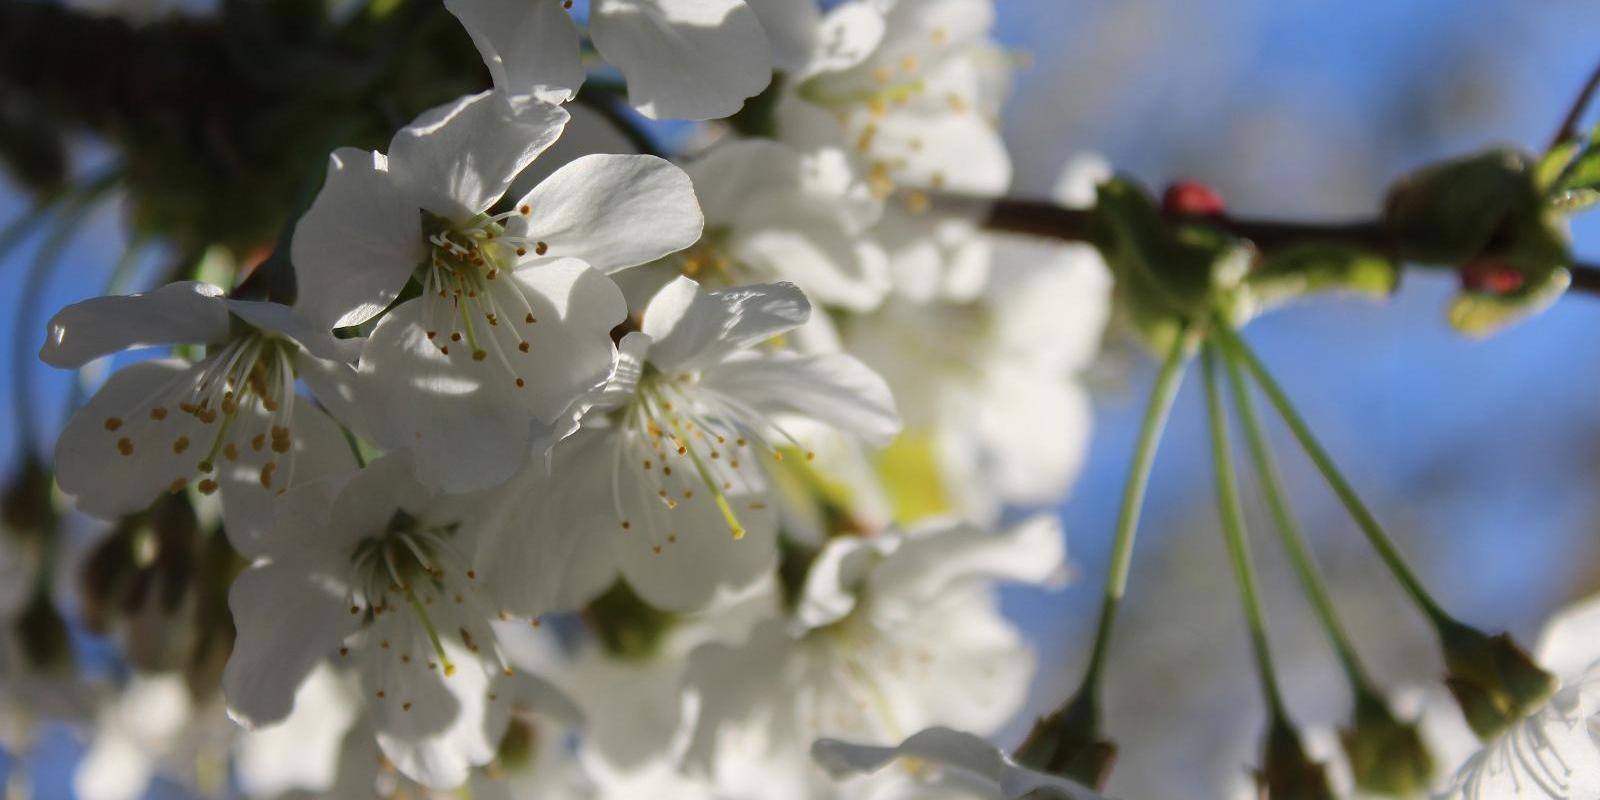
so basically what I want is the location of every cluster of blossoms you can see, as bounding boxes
[8,1,1118,798]
[9,1,1596,798]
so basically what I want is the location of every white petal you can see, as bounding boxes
[503,260,629,420]
[388,90,570,220]
[641,277,810,371]
[590,0,772,121]
[55,360,214,520]
[217,400,358,559]
[357,302,540,492]
[1538,593,1600,681]
[797,1,885,78]
[444,0,584,105]
[40,281,229,368]
[233,663,361,798]
[700,350,901,445]
[812,727,1107,800]
[73,731,154,800]
[508,154,703,274]
[371,641,502,790]
[291,147,423,330]
[729,196,891,311]
[743,0,821,73]
[222,563,359,728]
[868,516,1067,618]
[793,533,898,630]
[224,298,361,362]
[683,138,806,225]
[554,429,778,612]
[473,465,616,617]
[973,370,1092,506]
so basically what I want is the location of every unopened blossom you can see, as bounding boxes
[640,139,891,313]
[679,515,1066,798]
[1437,594,1600,799]
[291,90,702,490]
[43,281,357,555]
[222,454,546,789]
[813,726,1107,800]
[779,0,1012,199]
[538,277,900,612]
[445,0,774,121]
[848,235,1111,522]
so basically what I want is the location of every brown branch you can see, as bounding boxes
[1549,58,1600,151]
[940,194,1600,298]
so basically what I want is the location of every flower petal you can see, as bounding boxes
[55,360,214,520]
[444,0,584,106]
[370,641,502,790]
[233,663,361,798]
[225,298,361,363]
[357,302,538,492]
[388,90,570,220]
[40,281,229,369]
[641,277,810,372]
[291,148,423,331]
[700,350,901,445]
[590,0,772,121]
[507,154,703,274]
[743,0,821,72]
[812,727,1107,800]
[472,465,617,618]
[223,562,359,729]
[217,400,359,559]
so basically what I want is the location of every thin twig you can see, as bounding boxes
[1548,58,1600,151]
[943,193,1600,297]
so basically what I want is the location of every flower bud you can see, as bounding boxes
[1438,619,1556,739]
[1253,717,1335,800]
[1162,180,1227,217]
[1013,690,1118,790]
[1459,259,1526,295]
[1339,690,1434,796]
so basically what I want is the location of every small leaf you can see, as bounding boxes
[1535,138,1582,191]
[1245,243,1400,309]
[1447,269,1570,338]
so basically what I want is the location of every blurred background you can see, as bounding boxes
[2,1,1600,797]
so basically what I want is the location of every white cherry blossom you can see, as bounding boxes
[290,89,702,491]
[537,276,900,612]
[444,0,774,121]
[42,281,357,555]
[848,235,1110,522]
[779,0,1012,199]
[220,453,548,789]
[637,139,891,313]
[678,515,1066,799]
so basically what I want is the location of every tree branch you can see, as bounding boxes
[944,194,1600,298]
[1549,58,1600,150]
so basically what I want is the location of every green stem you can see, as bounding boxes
[1078,329,1192,693]
[1213,324,1452,628]
[1202,344,1286,717]
[1220,337,1375,694]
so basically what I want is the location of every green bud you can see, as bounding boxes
[1339,690,1435,797]
[1089,176,1251,349]
[1254,717,1335,800]
[1241,243,1400,318]
[1437,619,1556,740]
[1013,689,1118,790]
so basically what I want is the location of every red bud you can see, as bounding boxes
[1162,181,1227,217]
[1459,260,1525,294]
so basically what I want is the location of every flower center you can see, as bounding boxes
[415,210,549,388]
[343,510,507,684]
[606,370,811,549]
[102,333,297,497]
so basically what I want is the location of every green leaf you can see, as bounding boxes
[1245,243,1400,309]
[1447,269,1570,338]
[1384,149,1539,265]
